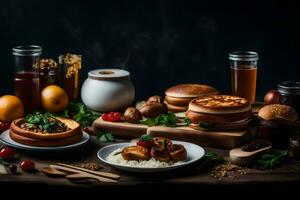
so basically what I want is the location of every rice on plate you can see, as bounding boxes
[107,148,185,168]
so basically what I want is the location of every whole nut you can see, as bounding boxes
[147,95,164,103]
[138,102,168,118]
[124,107,143,123]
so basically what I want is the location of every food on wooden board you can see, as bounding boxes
[137,101,168,118]
[9,113,81,147]
[186,95,252,130]
[0,95,24,123]
[147,95,164,103]
[258,104,298,148]
[164,84,219,112]
[41,85,69,113]
[123,107,142,123]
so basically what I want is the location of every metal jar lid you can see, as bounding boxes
[278,81,300,95]
[12,45,42,56]
[88,69,130,81]
[229,51,259,61]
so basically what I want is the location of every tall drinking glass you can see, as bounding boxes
[13,45,42,113]
[229,51,258,104]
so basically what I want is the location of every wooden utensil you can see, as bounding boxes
[65,173,117,182]
[50,164,117,183]
[42,167,66,177]
[57,163,120,179]
[229,146,272,165]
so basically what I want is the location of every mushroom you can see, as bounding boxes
[123,107,142,123]
[147,95,164,103]
[138,102,168,118]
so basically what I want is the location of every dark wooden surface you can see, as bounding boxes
[1,136,300,196]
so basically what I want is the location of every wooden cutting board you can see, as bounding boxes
[92,118,257,149]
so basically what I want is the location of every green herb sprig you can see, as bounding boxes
[62,102,100,127]
[140,112,178,127]
[25,112,65,133]
[96,131,115,143]
[255,150,290,169]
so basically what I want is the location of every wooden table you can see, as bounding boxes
[1,136,300,197]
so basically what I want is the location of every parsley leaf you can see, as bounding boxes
[140,112,178,127]
[96,131,115,143]
[183,117,191,126]
[256,150,290,169]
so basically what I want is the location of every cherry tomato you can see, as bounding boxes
[0,121,10,133]
[102,112,123,122]
[0,147,16,160]
[137,140,154,149]
[82,126,95,135]
[20,160,35,172]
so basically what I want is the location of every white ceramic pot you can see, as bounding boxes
[81,69,135,112]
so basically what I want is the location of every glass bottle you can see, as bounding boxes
[13,45,42,113]
[59,53,82,101]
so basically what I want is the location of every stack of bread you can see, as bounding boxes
[164,84,219,112]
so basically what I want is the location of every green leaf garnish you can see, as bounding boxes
[96,131,115,143]
[60,102,100,127]
[183,117,191,126]
[199,121,215,129]
[140,112,178,127]
[140,134,153,141]
[255,150,290,169]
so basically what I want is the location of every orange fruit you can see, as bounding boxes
[0,95,24,122]
[41,85,68,113]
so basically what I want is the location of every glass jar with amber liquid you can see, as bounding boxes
[39,58,59,89]
[229,51,258,104]
[13,45,42,113]
[59,53,82,101]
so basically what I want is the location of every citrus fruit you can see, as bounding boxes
[41,85,68,113]
[0,95,24,122]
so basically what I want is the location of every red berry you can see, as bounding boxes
[20,160,35,172]
[0,147,16,160]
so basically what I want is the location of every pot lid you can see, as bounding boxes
[88,69,130,80]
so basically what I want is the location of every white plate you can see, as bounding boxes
[0,130,90,152]
[97,141,205,172]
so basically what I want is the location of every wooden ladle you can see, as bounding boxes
[42,167,67,177]
[229,146,272,166]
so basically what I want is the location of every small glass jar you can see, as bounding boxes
[278,81,300,114]
[59,53,82,101]
[13,45,42,113]
[39,59,59,89]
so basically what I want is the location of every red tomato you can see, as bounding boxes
[0,147,16,160]
[102,112,123,122]
[20,160,35,172]
[137,140,154,149]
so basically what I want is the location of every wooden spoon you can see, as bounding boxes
[42,167,66,177]
[50,165,117,183]
[66,173,117,183]
[57,163,120,179]
[230,146,272,165]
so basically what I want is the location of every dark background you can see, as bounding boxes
[0,0,299,101]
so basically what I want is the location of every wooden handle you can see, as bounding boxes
[66,173,117,183]
[57,163,120,179]
[50,165,117,183]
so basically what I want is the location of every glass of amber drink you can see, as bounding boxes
[229,51,258,104]
[59,53,82,101]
